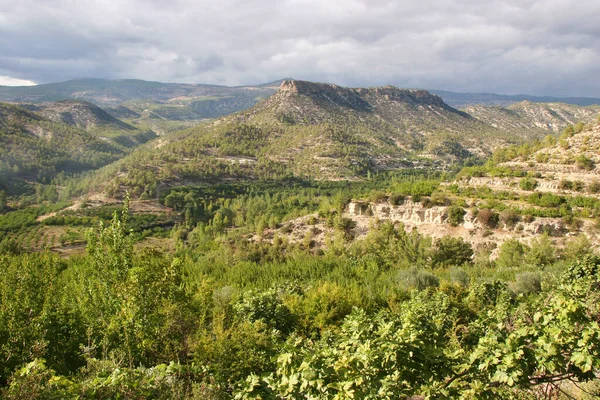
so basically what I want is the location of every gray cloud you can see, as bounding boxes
[0,0,599,96]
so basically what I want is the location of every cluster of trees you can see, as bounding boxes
[2,199,600,398]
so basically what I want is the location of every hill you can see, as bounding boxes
[4,78,599,126]
[465,101,600,134]
[23,100,138,132]
[95,79,562,199]
[0,102,128,193]
[21,100,157,148]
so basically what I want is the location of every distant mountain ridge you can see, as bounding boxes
[430,89,600,108]
[2,78,599,118]
[0,78,282,122]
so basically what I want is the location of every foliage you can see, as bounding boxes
[430,236,473,268]
[447,205,466,227]
[519,177,538,191]
[576,155,596,171]
[476,208,499,228]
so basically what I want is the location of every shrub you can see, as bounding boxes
[525,234,556,267]
[233,288,295,333]
[576,155,595,171]
[588,180,600,194]
[450,268,470,287]
[574,121,586,133]
[558,179,573,190]
[572,180,585,192]
[368,190,388,203]
[519,177,538,191]
[500,208,520,228]
[496,239,528,269]
[447,205,466,227]
[420,197,433,208]
[476,208,499,229]
[562,214,583,231]
[430,236,473,268]
[512,272,542,295]
[398,267,440,291]
[389,193,405,205]
[522,214,535,223]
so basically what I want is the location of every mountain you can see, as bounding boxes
[98,80,561,199]
[22,100,138,132]
[431,89,600,108]
[465,101,600,134]
[20,100,157,148]
[0,102,127,192]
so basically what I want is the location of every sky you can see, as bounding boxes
[0,0,599,96]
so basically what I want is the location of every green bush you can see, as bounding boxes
[431,236,473,268]
[519,177,538,191]
[450,267,470,287]
[398,267,440,291]
[576,155,595,171]
[500,208,520,228]
[558,179,573,190]
[496,239,528,269]
[588,180,600,194]
[512,272,542,295]
[447,205,466,227]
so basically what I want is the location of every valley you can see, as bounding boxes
[2,78,600,399]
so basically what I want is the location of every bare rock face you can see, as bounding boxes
[347,200,450,225]
[278,80,451,110]
[343,199,583,252]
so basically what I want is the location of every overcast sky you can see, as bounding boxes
[1,0,599,96]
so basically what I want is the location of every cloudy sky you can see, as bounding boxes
[1,0,599,96]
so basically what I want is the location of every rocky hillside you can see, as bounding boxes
[23,100,138,132]
[106,79,531,197]
[0,102,127,192]
[269,119,600,255]
[271,197,591,258]
[455,120,600,196]
[466,101,600,134]
[42,80,599,202]
[21,100,157,148]
[276,120,600,255]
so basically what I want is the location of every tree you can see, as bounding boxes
[0,190,6,212]
[519,177,537,191]
[447,205,466,227]
[476,208,499,229]
[431,236,473,268]
[65,195,198,367]
[496,239,528,269]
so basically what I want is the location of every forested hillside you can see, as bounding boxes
[84,80,548,200]
[0,103,126,189]
[0,101,159,198]
[0,78,282,121]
